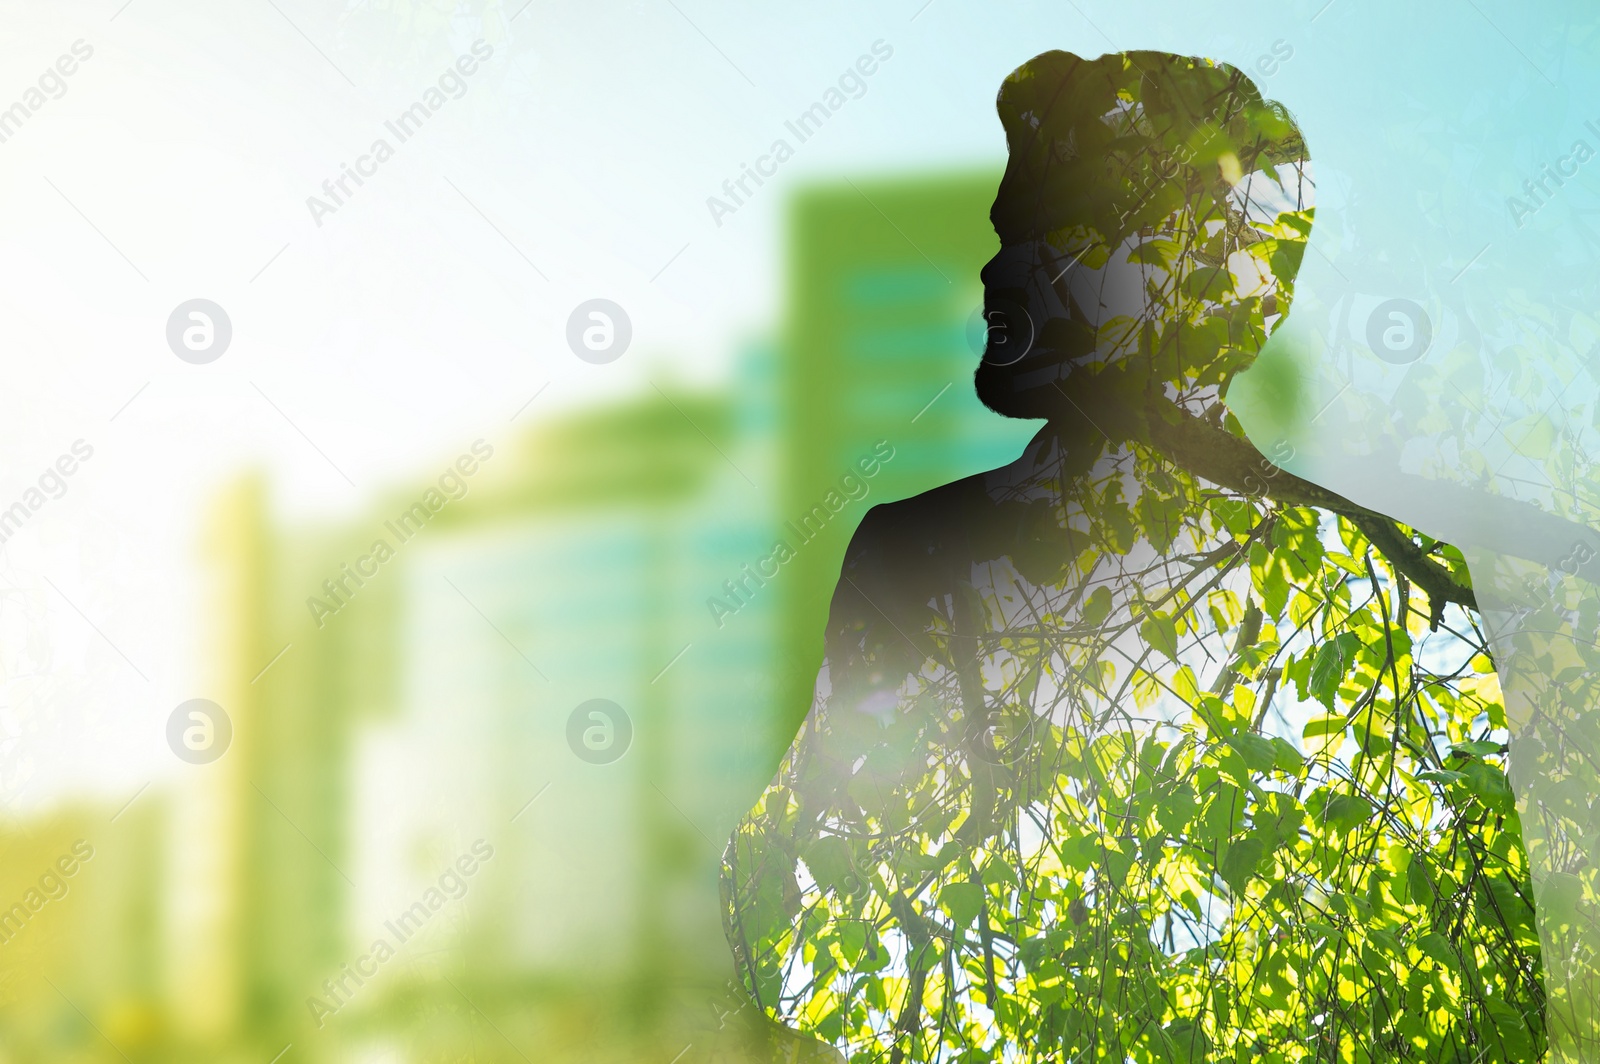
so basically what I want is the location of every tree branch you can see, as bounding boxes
[1348,513,1475,626]
[1129,392,1480,618]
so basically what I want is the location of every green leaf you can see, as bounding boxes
[1309,632,1361,708]
[1173,665,1200,704]
[1267,238,1306,283]
[1407,860,1436,907]
[802,835,859,897]
[1258,552,1291,618]
[1487,1001,1537,1061]
[1323,793,1373,836]
[1460,761,1515,811]
[837,921,867,964]
[1158,1017,1210,1064]
[1103,843,1137,888]
[1156,784,1200,835]
[1141,612,1180,661]
[939,882,985,928]
[1196,694,1248,737]
[1081,585,1113,629]
[980,859,1018,887]
[1417,931,1456,969]
[1128,238,1179,266]
[1274,208,1314,237]
[1325,551,1367,576]
[1230,732,1278,773]
[1302,713,1348,739]
[1183,265,1233,301]
[1255,792,1305,849]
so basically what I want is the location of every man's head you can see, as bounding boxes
[975,50,1311,422]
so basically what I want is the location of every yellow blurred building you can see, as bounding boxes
[0,170,1033,1062]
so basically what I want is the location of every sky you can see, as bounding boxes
[0,0,1589,807]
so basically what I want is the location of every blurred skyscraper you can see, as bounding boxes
[773,172,1038,741]
[0,169,1035,1062]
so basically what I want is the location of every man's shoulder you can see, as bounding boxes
[845,472,990,569]
[823,475,989,662]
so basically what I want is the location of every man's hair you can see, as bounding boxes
[991,50,1307,246]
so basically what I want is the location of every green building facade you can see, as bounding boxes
[0,169,1036,1062]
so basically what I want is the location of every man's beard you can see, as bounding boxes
[974,355,1064,420]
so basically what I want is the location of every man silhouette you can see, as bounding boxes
[720,49,1533,1062]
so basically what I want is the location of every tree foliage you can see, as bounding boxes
[723,52,1544,1063]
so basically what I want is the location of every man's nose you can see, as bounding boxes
[981,242,1036,292]
[980,253,997,289]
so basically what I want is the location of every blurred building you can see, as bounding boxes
[775,171,1039,741]
[0,798,164,1062]
[0,169,1034,1062]
[189,380,786,1062]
